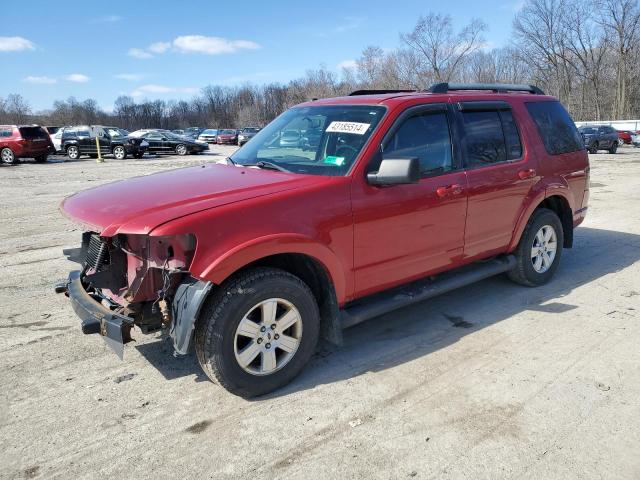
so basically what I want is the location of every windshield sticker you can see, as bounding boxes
[323,156,346,166]
[326,121,371,135]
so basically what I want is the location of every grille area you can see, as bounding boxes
[85,234,109,271]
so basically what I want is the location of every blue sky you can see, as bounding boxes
[0,0,522,111]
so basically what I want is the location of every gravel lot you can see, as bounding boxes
[1,145,639,480]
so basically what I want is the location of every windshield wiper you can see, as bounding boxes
[242,160,291,173]
[225,156,237,165]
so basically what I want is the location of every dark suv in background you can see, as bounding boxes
[61,126,148,160]
[0,125,55,164]
[578,125,619,153]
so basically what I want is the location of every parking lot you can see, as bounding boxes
[1,145,639,479]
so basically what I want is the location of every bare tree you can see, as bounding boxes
[4,94,31,124]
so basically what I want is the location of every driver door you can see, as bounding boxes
[351,104,468,298]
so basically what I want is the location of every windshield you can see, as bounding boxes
[242,128,260,133]
[220,129,236,135]
[579,127,598,134]
[230,105,386,176]
[106,127,128,137]
[202,129,217,134]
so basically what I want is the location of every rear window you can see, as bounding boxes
[526,101,583,155]
[0,127,13,138]
[18,126,47,140]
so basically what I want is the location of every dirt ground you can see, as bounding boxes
[1,145,639,480]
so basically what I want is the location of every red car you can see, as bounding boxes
[57,83,589,397]
[216,129,238,144]
[0,125,55,164]
[617,130,633,144]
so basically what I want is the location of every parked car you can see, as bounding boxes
[237,127,260,146]
[616,129,633,145]
[279,129,302,148]
[0,125,55,164]
[130,129,208,155]
[631,132,640,147]
[50,126,70,153]
[197,129,218,144]
[61,126,148,160]
[216,129,238,145]
[184,127,205,139]
[172,129,185,136]
[56,83,589,397]
[578,125,619,153]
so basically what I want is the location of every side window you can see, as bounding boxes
[460,111,508,166]
[500,110,523,160]
[0,128,12,138]
[383,111,453,176]
[525,101,583,155]
[77,129,90,138]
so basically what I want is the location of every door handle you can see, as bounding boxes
[436,184,464,198]
[518,169,536,180]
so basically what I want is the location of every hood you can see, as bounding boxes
[61,164,324,237]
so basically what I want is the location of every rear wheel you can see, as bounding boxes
[67,145,79,160]
[588,142,599,154]
[175,144,188,156]
[113,145,127,160]
[508,208,564,287]
[609,142,618,154]
[195,267,320,397]
[1,147,16,164]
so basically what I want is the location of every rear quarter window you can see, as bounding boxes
[525,101,583,155]
[18,126,48,140]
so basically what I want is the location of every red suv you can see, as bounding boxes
[1,125,55,164]
[56,83,589,397]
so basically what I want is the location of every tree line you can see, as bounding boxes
[2,0,639,130]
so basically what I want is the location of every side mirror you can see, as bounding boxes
[367,157,420,186]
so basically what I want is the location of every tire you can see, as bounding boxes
[1,147,17,165]
[195,267,320,397]
[508,208,564,287]
[133,152,144,159]
[175,144,188,156]
[588,142,599,154]
[113,145,127,160]
[34,154,47,163]
[609,142,618,154]
[67,145,79,160]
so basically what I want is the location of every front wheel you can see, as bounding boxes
[175,144,188,156]
[508,208,564,287]
[1,147,16,164]
[609,142,618,154]
[588,142,599,154]
[113,145,127,160]
[66,145,79,160]
[195,267,320,397]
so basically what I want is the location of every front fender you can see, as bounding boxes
[194,233,348,304]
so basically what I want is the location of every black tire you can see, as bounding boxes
[66,145,80,160]
[588,142,599,154]
[508,208,564,287]
[195,267,320,397]
[34,154,47,163]
[112,145,127,160]
[1,147,17,164]
[175,144,188,156]
[608,142,618,154]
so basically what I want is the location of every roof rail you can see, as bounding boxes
[349,89,416,96]
[428,82,545,95]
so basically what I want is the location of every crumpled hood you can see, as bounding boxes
[61,163,320,236]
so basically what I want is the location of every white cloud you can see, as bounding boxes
[23,75,57,84]
[148,41,171,54]
[65,73,90,83]
[128,47,153,59]
[334,17,364,33]
[338,60,357,70]
[130,84,198,97]
[115,73,144,81]
[172,35,261,55]
[0,36,35,52]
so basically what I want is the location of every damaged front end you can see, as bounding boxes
[56,232,211,358]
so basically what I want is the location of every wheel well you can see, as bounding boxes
[235,253,343,345]
[537,195,573,248]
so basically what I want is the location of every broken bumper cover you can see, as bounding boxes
[57,270,134,359]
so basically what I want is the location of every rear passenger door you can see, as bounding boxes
[75,127,93,155]
[457,101,536,260]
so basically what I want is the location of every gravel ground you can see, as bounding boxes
[1,145,639,480]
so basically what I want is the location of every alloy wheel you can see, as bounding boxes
[67,146,78,159]
[233,298,303,376]
[531,225,557,273]
[113,146,125,159]
[1,148,15,164]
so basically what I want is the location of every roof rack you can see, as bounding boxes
[428,82,545,95]
[349,89,417,96]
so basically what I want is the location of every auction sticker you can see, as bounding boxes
[326,121,371,135]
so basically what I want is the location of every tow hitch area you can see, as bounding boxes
[56,270,134,359]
